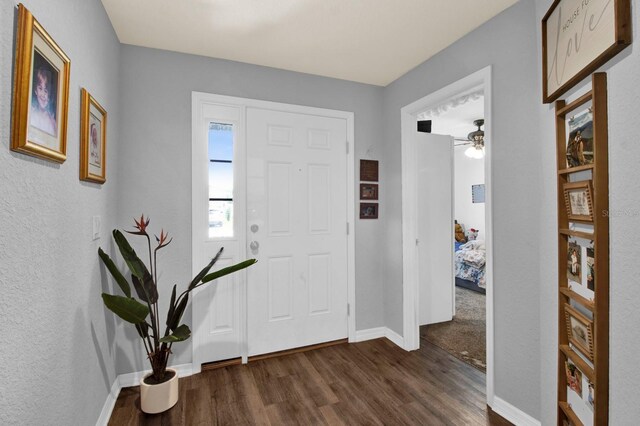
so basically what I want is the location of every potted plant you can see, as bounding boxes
[98,215,256,414]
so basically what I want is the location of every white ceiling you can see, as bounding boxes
[101,0,518,86]
[427,95,485,142]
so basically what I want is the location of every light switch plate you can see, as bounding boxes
[92,216,101,240]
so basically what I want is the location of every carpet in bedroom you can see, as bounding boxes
[421,286,486,372]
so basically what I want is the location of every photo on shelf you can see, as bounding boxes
[587,380,595,411]
[586,247,595,292]
[567,240,582,284]
[563,181,594,222]
[564,303,594,361]
[566,109,594,168]
[565,360,582,396]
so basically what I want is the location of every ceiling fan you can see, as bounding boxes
[453,119,485,159]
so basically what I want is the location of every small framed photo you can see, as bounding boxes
[360,159,379,182]
[586,247,595,292]
[565,360,582,397]
[567,240,582,285]
[564,303,594,361]
[11,4,70,163]
[563,181,594,222]
[566,109,594,168]
[80,89,107,183]
[360,203,378,219]
[360,183,378,200]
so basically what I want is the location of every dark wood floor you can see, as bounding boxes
[109,338,511,425]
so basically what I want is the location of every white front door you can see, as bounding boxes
[246,107,349,356]
[417,132,454,325]
[192,103,247,367]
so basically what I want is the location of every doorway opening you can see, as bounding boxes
[419,91,487,372]
[400,66,495,405]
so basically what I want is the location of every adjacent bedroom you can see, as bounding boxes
[420,90,487,372]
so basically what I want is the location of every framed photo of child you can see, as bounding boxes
[80,89,107,183]
[11,4,70,163]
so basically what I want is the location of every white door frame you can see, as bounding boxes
[191,92,357,371]
[400,66,495,405]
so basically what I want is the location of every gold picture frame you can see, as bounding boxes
[563,181,594,222]
[80,89,107,183]
[564,303,595,361]
[11,4,71,163]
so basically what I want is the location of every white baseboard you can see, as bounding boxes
[354,327,405,349]
[354,327,386,342]
[492,396,541,426]
[384,328,404,348]
[95,363,193,426]
[96,378,120,426]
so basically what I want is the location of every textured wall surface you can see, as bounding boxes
[535,0,640,424]
[115,45,385,374]
[380,0,542,418]
[0,0,121,424]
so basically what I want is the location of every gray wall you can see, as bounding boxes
[116,45,386,373]
[534,0,640,424]
[0,0,121,424]
[380,0,542,418]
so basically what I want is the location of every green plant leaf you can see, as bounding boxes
[112,230,150,280]
[159,324,191,343]
[131,271,158,304]
[166,285,177,327]
[135,322,149,339]
[101,294,149,324]
[200,259,257,286]
[188,248,224,290]
[168,294,189,332]
[98,248,131,298]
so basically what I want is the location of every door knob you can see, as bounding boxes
[250,241,260,250]
[250,224,259,233]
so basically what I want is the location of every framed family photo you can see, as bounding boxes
[11,4,70,163]
[566,109,594,168]
[360,183,378,200]
[564,303,595,361]
[80,89,107,183]
[360,203,378,219]
[563,181,594,222]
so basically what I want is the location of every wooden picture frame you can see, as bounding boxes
[360,183,378,200]
[360,159,379,182]
[542,0,631,103]
[359,203,378,219]
[11,3,71,163]
[563,181,594,222]
[80,89,107,183]
[564,303,595,361]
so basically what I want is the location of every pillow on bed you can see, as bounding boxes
[460,239,485,251]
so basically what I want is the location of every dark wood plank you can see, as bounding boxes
[110,338,513,425]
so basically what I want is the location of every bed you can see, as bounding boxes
[454,239,486,294]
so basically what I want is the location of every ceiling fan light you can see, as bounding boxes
[464,146,477,158]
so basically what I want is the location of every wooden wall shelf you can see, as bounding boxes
[555,73,609,426]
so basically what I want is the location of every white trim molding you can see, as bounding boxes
[400,66,495,405]
[354,327,405,348]
[96,364,194,426]
[492,396,541,426]
[95,378,121,426]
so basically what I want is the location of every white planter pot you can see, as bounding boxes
[139,368,179,414]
